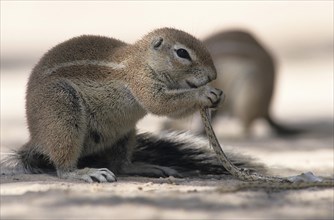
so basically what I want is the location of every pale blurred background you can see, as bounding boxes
[1,1,333,148]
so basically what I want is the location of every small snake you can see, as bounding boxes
[200,107,334,189]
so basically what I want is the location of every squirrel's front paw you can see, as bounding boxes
[199,86,224,108]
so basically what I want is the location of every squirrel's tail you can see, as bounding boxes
[265,115,303,136]
[133,131,267,177]
[0,152,27,175]
[1,132,266,177]
[1,143,53,175]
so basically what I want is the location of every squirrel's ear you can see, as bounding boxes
[152,37,163,50]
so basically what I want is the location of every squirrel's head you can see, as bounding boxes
[136,28,217,89]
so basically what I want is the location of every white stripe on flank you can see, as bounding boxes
[44,60,126,74]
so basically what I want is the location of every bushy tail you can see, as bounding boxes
[1,147,53,175]
[133,131,267,177]
[0,152,26,175]
[1,132,267,178]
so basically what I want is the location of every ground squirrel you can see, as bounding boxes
[1,28,264,182]
[163,29,301,136]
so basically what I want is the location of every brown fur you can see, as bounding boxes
[4,28,226,182]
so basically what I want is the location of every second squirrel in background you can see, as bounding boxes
[163,29,301,137]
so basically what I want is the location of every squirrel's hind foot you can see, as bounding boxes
[58,167,117,183]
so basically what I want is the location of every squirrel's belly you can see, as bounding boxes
[80,105,146,156]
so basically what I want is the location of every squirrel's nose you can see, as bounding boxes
[208,67,217,81]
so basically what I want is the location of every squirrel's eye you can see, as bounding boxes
[176,49,191,61]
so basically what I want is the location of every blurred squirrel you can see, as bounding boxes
[162,29,301,136]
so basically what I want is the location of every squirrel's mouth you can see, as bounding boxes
[184,76,211,89]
